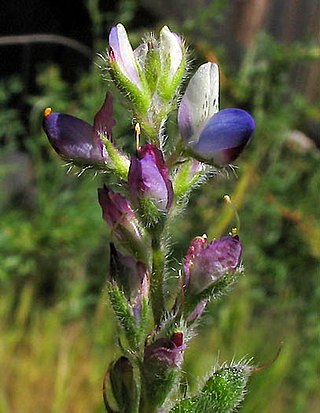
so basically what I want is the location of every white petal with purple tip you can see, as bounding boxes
[109,23,142,90]
[178,62,219,145]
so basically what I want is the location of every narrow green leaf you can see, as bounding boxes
[107,282,139,350]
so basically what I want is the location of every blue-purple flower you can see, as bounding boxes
[43,92,115,166]
[178,62,255,166]
[184,235,242,294]
[128,144,174,212]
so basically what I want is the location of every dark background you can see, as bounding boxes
[1,0,319,141]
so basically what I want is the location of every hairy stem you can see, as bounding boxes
[150,236,166,326]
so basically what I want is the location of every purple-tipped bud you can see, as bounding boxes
[128,144,174,211]
[109,243,149,321]
[142,332,186,409]
[109,23,143,90]
[98,185,143,244]
[178,62,255,166]
[43,93,115,166]
[184,235,242,294]
[110,243,147,298]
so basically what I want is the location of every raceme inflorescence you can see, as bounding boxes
[43,23,256,413]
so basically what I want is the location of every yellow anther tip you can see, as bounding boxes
[135,122,141,134]
[44,107,52,117]
[231,227,238,236]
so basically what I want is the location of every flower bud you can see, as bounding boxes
[128,144,174,212]
[109,243,149,321]
[42,92,115,167]
[109,23,143,90]
[98,185,148,261]
[142,332,186,409]
[159,27,183,79]
[144,331,185,368]
[184,235,242,294]
[109,357,137,413]
[158,26,186,99]
[186,299,208,322]
[108,24,150,113]
[178,62,255,166]
[173,159,205,200]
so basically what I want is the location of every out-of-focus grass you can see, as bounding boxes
[0,284,116,413]
[184,278,320,413]
[1,274,319,412]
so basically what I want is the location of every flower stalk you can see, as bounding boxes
[43,22,258,413]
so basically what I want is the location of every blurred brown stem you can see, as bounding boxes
[0,33,92,59]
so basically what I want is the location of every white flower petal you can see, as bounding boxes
[159,26,183,77]
[178,62,219,144]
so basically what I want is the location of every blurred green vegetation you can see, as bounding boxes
[0,1,319,412]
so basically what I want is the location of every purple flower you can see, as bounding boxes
[109,243,149,321]
[178,62,255,166]
[184,235,242,294]
[43,92,115,166]
[186,299,208,322]
[128,144,174,211]
[144,332,186,369]
[98,185,144,248]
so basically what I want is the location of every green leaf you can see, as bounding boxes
[107,282,140,350]
[101,135,130,180]
[170,364,251,413]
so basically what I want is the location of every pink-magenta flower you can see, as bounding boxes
[144,332,186,369]
[184,235,242,294]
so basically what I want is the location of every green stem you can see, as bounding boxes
[166,140,185,169]
[150,236,166,326]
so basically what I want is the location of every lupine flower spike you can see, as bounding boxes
[43,23,259,413]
